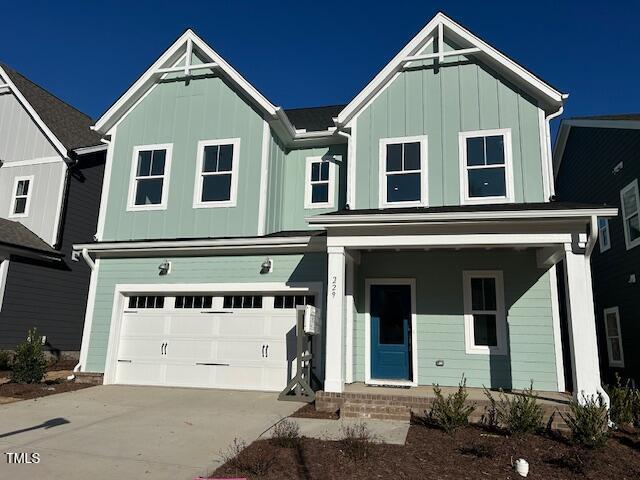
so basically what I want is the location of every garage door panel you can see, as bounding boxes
[213,365,265,390]
[218,315,267,337]
[164,363,211,387]
[216,339,263,363]
[166,339,214,361]
[122,314,166,336]
[118,338,163,359]
[168,315,218,336]
[116,362,164,385]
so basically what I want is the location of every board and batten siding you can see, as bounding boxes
[85,253,327,372]
[353,45,545,209]
[101,72,265,241]
[353,250,558,391]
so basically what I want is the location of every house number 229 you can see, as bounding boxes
[331,276,338,298]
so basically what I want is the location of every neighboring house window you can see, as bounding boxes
[304,156,336,209]
[127,144,172,211]
[462,271,507,355]
[620,179,640,250]
[379,136,428,207]
[603,307,624,367]
[193,139,240,208]
[9,175,34,218]
[459,129,514,204]
[598,218,611,252]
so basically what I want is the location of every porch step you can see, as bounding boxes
[341,400,411,422]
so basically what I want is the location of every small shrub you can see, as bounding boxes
[483,382,543,434]
[11,329,47,384]
[428,377,475,433]
[562,393,609,449]
[219,437,275,476]
[606,374,635,427]
[340,422,377,461]
[632,390,640,428]
[270,418,300,448]
[0,350,13,370]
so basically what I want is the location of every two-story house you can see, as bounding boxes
[0,64,106,360]
[74,13,614,402]
[554,115,640,385]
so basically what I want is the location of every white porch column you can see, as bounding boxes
[563,243,609,404]
[325,246,346,393]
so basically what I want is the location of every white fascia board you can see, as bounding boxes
[73,144,108,156]
[337,12,565,126]
[0,66,69,159]
[306,207,619,226]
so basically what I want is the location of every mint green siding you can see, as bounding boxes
[102,75,265,241]
[86,253,327,372]
[266,143,347,233]
[353,250,558,391]
[354,46,544,209]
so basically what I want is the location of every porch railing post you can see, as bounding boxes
[325,245,346,393]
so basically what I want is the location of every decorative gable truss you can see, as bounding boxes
[93,30,339,147]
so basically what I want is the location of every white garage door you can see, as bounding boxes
[114,293,314,391]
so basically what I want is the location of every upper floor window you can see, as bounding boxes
[462,270,507,355]
[127,144,172,211]
[304,156,336,209]
[603,306,624,367]
[620,179,640,250]
[598,218,611,252]
[193,139,240,208]
[459,129,514,204]
[379,136,428,208]
[9,175,33,218]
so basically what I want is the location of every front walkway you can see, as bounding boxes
[0,385,299,480]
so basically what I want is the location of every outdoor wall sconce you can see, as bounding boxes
[435,360,444,367]
[158,260,171,276]
[260,257,273,274]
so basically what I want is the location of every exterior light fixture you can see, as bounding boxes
[158,260,171,275]
[260,258,273,274]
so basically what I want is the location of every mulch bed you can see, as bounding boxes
[212,424,640,479]
[0,379,93,400]
[290,402,339,420]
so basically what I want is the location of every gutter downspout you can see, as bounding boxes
[68,248,96,379]
[336,129,352,208]
[545,105,565,197]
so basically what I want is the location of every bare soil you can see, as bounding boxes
[0,379,93,400]
[212,424,640,479]
[290,402,339,420]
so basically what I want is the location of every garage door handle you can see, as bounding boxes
[261,345,265,357]
[265,345,269,358]
[117,359,132,363]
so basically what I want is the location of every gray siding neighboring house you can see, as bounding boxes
[554,115,640,384]
[0,64,106,356]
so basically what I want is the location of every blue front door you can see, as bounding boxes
[370,284,412,381]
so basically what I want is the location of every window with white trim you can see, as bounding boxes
[128,296,165,309]
[379,136,428,207]
[459,129,514,204]
[463,271,507,355]
[304,156,336,209]
[223,295,263,309]
[193,139,239,208]
[9,175,33,217]
[274,295,315,309]
[620,179,640,250]
[603,306,624,367]
[128,144,172,210]
[598,218,611,252]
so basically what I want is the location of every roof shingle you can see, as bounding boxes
[0,218,61,257]
[285,105,345,132]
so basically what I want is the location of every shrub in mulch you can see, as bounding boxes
[561,393,610,449]
[218,437,276,477]
[339,422,378,462]
[270,419,301,448]
[427,376,475,433]
[11,329,47,384]
[483,382,544,435]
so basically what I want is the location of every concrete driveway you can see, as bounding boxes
[0,385,300,480]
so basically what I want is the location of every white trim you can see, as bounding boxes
[95,127,116,240]
[257,121,270,235]
[344,256,355,384]
[73,144,108,156]
[458,128,514,205]
[102,281,323,383]
[548,265,565,392]
[378,135,428,208]
[192,138,240,209]
[348,121,357,208]
[337,12,564,127]
[462,270,507,355]
[538,108,551,201]
[598,218,611,252]
[364,278,418,387]
[8,175,34,218]
[304,155,337,209]
[126,143,173,211]
[78,258,100,370]
[0,156,63,168]
[51,165,69,246]
[603,306,625,368]
[0,66,69,159]
[0,258,9,312]
[620,179,640,250]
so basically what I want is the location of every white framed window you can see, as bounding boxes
[9,175,34,218]
[193,138,240,208]
[459,129,514,204]
[378,135,428,208]
[304,155,337,209]
[603,306,624,367]
[462,270,507,355]
[127,144,172,211]
[598,218,611,252]
[620,179,640,250]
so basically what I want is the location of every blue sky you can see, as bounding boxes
[1,1,638,136]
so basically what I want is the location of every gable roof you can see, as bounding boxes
[0,65,103,157]
[336,12,567,127]
[0,217,61,259]
[285,105,346,132]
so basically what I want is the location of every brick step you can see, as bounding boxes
[341,400,411,421]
